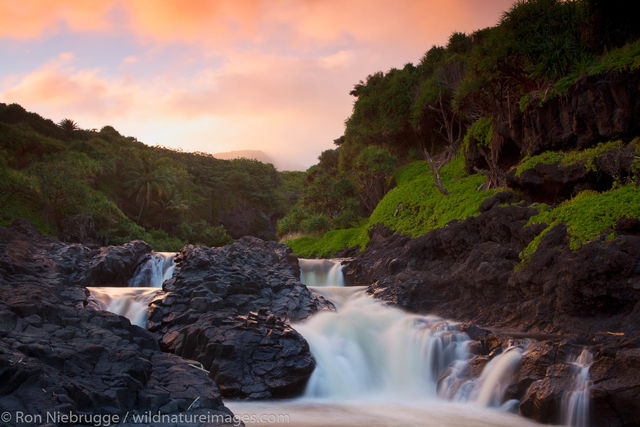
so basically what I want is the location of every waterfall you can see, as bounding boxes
[226,276,544,426]
[299,258,344,287]
[88,251,175,327]
[294,291,469,399]
[128,252,176,287]
[469,347,523,407]
[562,349,593,427]
[308,285,366,309]
[87,287,161,327]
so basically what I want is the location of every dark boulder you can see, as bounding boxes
[54,240,152,287]
[147,237,332,399]
[0,221,234,424]
[345,202,640,425]
[479,191,514,212]
[507,161,597,204]
[590,347,640,427]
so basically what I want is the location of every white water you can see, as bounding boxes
[88,251,175,326]
[296,293,470,398]
[307,285,366,309]
[128,252,176,287]
[87,287,161,327]
[227,399,543,427]
[562,349,593,427]
[299,258,344,287]
[228,286,542,426]
[459,347,523,408]
[87,256,549,426]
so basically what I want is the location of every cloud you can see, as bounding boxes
[0,52,353,168]
[0,0,114,39]
[1,58,134,120]
[0,0,516,168]
[0,0,514,49]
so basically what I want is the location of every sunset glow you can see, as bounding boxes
[0,0,514,169]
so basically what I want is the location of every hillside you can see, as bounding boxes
[0,104,304,250]
[278,3,640,423]
[283,0,640,259]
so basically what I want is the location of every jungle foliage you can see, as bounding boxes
[0,103,300,250]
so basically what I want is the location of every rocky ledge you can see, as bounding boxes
[0,220,234,426]
[342,202,640,426]
[147,238,333,399]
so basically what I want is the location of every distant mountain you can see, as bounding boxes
[212,150,305,171]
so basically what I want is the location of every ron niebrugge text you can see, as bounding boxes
[2,410,290,426]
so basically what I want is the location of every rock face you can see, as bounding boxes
[343,204,640,426]
[54,239,152,287]
[506,143,636,203]
[344,206,544,322]
[148,238,333,399]
[519,70,640,155]
[465,69,640,174]
[0,220,233,424]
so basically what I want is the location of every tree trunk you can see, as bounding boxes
[423,147,449,196]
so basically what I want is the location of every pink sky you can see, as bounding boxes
[0,0,515,170]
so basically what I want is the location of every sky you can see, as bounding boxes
[0,0,515,170]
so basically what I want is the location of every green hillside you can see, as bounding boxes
[0,104,302,250]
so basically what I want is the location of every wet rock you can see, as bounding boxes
[148,237,333,399]
[590,347,640,427]
[346,200,640,425]
[53,239,152,287]
[519,364,574,424]
[0,221,233,424]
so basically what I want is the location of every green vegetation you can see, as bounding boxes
[281,0,640,250]
[368,155,495,237]
[285,154,496,257]
[520,184,640,264]
[561,140,624,171]
[463,118,493,152]
[0,103,298,250]
[514,140,627,177]
[285,226,368,258]
[542,39,640,102]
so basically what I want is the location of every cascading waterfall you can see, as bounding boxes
[87,287,161,327]
[88,251,176,326]
[295,293,470,399]
[294,259,525,408]
[299,258,344,287]
[562,349,593,427]
[128,252,176,287]
[229,282,539,426]
[464,347,523,408]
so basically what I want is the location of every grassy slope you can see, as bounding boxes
[287,144,640,260]
[286,155,496,257]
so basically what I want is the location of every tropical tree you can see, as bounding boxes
[58,118,79,136]
[124,154,173,223]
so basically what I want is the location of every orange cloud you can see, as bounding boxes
[1,0,514,48]
[1,61,133,119]
[122,0,260,43]
[0,0,516,169]
[0,0,114,39]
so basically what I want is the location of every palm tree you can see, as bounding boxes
[58,118,79,136]
[124,154,173,223]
